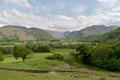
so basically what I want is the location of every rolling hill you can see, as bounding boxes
[0,25,54,41]
[65,25,118,40]
[0,25,119,42]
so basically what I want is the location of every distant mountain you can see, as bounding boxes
[44,29,65,39]
[65,25,118,40]
[0,25,54,41]
[80,27,120,43]
[29,28,54,40]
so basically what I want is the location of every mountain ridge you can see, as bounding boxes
[65,25,118,40]
[0,25,119,41]
[0,25,54,41]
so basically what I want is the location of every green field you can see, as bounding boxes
[0,49,73,69]
[1,69,120,80]
[0,49,120,80]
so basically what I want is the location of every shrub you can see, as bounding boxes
[2,47,13,54]
[71,44,90,63]
[105,58,120,70]
[46,53,64,60]
[0,51,4,61]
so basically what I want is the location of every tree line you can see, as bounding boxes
[0,43,51,61]
[72,41,120,71]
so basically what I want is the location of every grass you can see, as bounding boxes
[0,70,97,80]
[0,69,120,80]
[0,49,120,80]
[0,49,74,69]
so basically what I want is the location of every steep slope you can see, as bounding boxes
[0,25,54,41]
[65,25,117,40]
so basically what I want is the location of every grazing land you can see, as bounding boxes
[0,49,120,80]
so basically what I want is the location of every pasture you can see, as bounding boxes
[0,49,120,80]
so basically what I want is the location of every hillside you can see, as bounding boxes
[80,27,120,43]
[99,27,120,42]
[0,25,54,41]
[29,28,54,40]
[45,29,65,39]
[65,25,117,40]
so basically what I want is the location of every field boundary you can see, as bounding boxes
[0,67,89,73]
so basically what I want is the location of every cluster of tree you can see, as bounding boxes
[0,46,14,61]
[0,42,53,61]
[25,43,51,52]
[49,42,80,49]
[0,47,13,54]
[72,42,120,71]
[25,42,81,52]
[0,46,32,61]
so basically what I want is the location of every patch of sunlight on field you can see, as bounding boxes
[0,51,69,69]
[32,53,52,60]
[3,57,22,63]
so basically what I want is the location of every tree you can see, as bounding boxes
[13,46,32,61]
[105,58,120,70]
[90,44,112,68]
[72,44,89,63]
[111,41,120,59]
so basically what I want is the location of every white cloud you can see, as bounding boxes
[55,15,74,21]
[5,0,32,9]
[1,9,50,29]
[0,10,81,31]
[97,0,119,8]
[112,6,120,12]
[1,3,120,32]
[1,9,120,31]
[71,5,86,14]
[50,15,79,31]
[98,0,118,2]
[31,6,48,14]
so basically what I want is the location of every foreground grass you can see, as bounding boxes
[0,69,120,80]
[0,49,74,69]
[0,49,120,80]
[0,70,94,80]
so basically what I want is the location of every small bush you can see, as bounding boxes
[46,53,64,61]
[105,58,120,70]
[99,77,106,80]
[0,52,4,61]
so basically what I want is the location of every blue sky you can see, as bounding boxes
[0,0,120,31]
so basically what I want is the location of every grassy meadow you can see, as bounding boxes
[0,49,73,69]
[0,49,120,80]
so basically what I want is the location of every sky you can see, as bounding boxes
[0,0,120,31]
